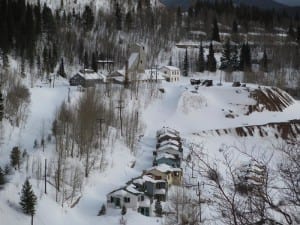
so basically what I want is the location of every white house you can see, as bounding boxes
[160,66,180,82]
[107,184,152,216]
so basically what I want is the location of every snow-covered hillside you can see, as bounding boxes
[1,71,299,225]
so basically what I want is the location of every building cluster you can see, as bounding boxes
[69,44,181,88]
[236,160,267,195]
[106,127,183,217]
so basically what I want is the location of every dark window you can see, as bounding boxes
[141,195,144,201]
[124,197,130,203]
[156,183,165,189]
[110,196,114,202]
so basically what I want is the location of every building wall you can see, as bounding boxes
[128,44,146,74]
[168,171,182,186]
[160,68,180,82]
[107,192,139,210]
[156,158,180,168]
[157,148,182,158]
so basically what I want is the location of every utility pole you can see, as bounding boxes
[196,182,202,223]
[96,118,105,149]
[116,100,124,136]
[44,158,47,194]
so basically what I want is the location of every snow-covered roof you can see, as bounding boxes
[161,66,180,71]
[147,163,182,173]
[156,153,176,160]
[108,184,143,196]
[126,184,143,195]
[131,175,166,184]
[158,132,179,140]
[97,60,114,63]
[190,30,207,35]
[158,139,181,147]
[156,127,180,137]
[157,144,180,152]
[77,69,102,80]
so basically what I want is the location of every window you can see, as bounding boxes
[140,60,143,64]
[140,195,144,201]
[124,197,130,203]
[156,183,165,189]
[110,196,114,202]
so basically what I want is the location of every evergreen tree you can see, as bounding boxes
[198,41,205,72]
[207,42,217,72]
[2,51,9,71]
[10,146,21,170]
[115,2,122,30]
[58,58,66,78]
[34,0,42,34]
[125,11,132,31]
[24,3,35,61]
[82,5,94,32]
[155,200,163,217]
[244,43,251,71]
[261,49,268,72]
[183,48,189,76]
[97,204,106,216]
[212,17,220,42]
[297,26,300,43]
[84,51,89,69]
[176,7,182,27]
[168,56,173,66]
[0,89,4,122]
[21,57,26,78]
[230,45,239,71]
[121,205,127,215]
[232,19,238,34]
[20,179,37,225]
[91,52,98,72]
[220,39,231,71]
[239,43,251,71]
[0,166,6,187]
[288,22,295,39]
[42,3,56,40]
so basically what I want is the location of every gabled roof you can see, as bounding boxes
[158,132,180,141]
[76,69,102,80]
[157,144,180,152]
[156,127,180,137]
[107,184,143,196]
[147,163,182,174]
[130,174,166,185]
[158,139,181,147]
[156,153,176,161]
[161,66,180,71]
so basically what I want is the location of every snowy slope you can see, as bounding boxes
[1,70,300,225]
